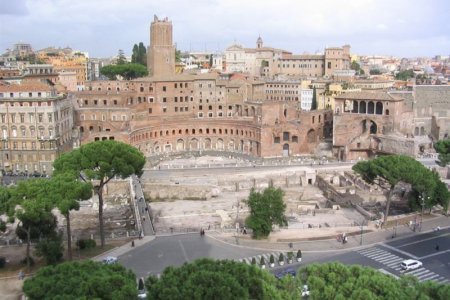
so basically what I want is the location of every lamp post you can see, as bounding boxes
[418,194,429,232]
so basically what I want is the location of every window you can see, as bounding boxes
[163,97,167,103]
[175,107,178,112]
[113,100,117,105]
[185,106,188,111]
[163,108,167,113]
[103,100,107,105]
[11,114,16,123]
[84,100,88,105]
[162,86,166,92]
[20,114,25,122]
[292,136,298,143]
[149,108,152,114]
[274,137,280,143]
[175,97,178,102]
[199,105,203,110]
[47,113,52,122]
[94,100,98,105]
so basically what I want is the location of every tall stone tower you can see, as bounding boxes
[147,15,175,77]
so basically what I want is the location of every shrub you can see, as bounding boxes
[297,250,302,258]
[269,254,275,264]
[251,257,256,265]
[279,253,284,262]
[260,256,265,265]
[0,257,6,268]
[76,239,96,250]
[287,252,293,260]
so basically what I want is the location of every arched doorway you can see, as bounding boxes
[217,138,224,150]
[370,121,378,134]
[190,138,199,150]
[176,139,184,151]
[228,140,235,151]
[307,129,315,143]
[204,138,212,150]
[283,144,289,157]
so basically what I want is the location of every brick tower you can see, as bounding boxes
[147,15,175,77]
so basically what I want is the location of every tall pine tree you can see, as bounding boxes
[311,86,317,110]
[131,44,139,64]
[138,42,146,66]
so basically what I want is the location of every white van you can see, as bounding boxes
[400,259,422,271]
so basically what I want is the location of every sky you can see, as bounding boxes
[1,0,449,58]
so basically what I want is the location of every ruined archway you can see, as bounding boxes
[370,120,378,134]
[307,129,316,143]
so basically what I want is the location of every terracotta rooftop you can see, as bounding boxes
[335,91,402,101]
[0,82,53,92]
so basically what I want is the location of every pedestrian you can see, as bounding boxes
[436,244,440,251]
[143,217,145,222]
[18,270,24,280]
[131,240,135,247]
[145,207,148,212]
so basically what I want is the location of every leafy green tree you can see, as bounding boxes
[10,179,56,269]
[131,44,139,64]
[369,69,381,75]
[350,61,364,75]
[245,187,287,239]
[99,64,117,80]
[117,49,127,65]
[434,140,450,166]
[175,49,182,63]
[48,174,92,260]
[145,258,282,300]
[299,262,450,299]
[138,42,147,66]
[395,69,415,81]
[35,232,64,265]
[100,63,148,80]
[53,140,145,248]
[23,260,137,299]
[311,86,317,110]
[353,155,449,225]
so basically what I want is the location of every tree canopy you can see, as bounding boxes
[299,262,450,300]
[100,63,148,80]
[353,155,450,224]
[53,140,145,247]
[350,61,364,75]
[395,69,415,81]
[145,258,283,300]
[131,42,147,66]
[245,187,287,239]
[434,140,450,166]
[22,260,137,300]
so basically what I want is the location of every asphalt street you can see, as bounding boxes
[118,227,450,284]
[119,233,277,278]
[301,228,450,284]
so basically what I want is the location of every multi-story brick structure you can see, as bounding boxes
[147,15,176,77]
[0,82,73,175]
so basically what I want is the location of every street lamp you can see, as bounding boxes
[418,194,429,232]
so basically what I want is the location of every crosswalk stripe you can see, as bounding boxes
[366,251,388,258]
[438,278,449,284]
[384,258,403,266]
[410,269,429,276]
[377,255,399,263]
[392,266,403,271]
[419,274,439,281]
[359,248,384,255]
[374,253,394,260]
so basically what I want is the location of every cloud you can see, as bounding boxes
[0,0,28,15]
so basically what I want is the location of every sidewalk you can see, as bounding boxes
[206,214,450,253]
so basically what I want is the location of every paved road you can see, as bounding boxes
[119,233,296,278]
[301,228,450,284]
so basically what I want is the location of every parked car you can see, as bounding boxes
[400,259,422,271]
[102,256,118,264]
[275,268,296,279]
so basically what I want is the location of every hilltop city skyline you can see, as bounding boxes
[1,0,449,58]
